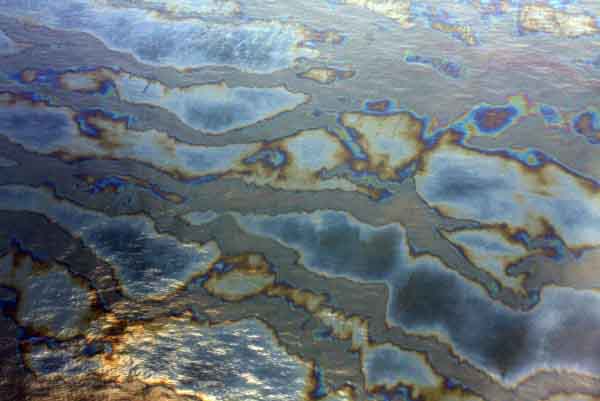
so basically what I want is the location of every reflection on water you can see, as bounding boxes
[1,1,600,400]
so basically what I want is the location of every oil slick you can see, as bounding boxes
[391,262,600,385]
[25,315,311,401]
[538,103,565,128]
[232,210,413,285]
[233,207,600,385]
[414,133,600,252]
[361,343,482,401]
[232,210,469,331]
[5,0,600,398]
[236,128,362,194]
[0,91,261,173]
[337,109,427,181]
[277,280,484,401]
[334,0,413,27]
[403,51,465,79]
[0,251,93,340]
[571,108,600,144]
[518,4,600,38]
[76,174,185,204]
[109,75,309,133]
[0,185,220,299]
[24,67,310,134]
[330,0,479,45]
[26,342,101,379]
[0,92,365,195]
[450,95,534,138]
[440,228,532,295]
[298,67,355,84]
[93,317,311,401]
[0,0,321,73]
[364,344,437,386]
[422,8,479,46]
[204,254,276,301]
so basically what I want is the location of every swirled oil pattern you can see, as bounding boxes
[403,51,465,79]
[25,315,311,401]
[298,67,356,84]
[0,92,379,195]
[4,0,600,400]
[75,173,186,204]
[0,0,336,74]
[414,132,600,252]
[203,253,276,301]
[0,250,95,340]
[517,4,600,38]
[230,208,600,384]
[0,185,221,300]
[16,67,310,134]
[439,227,535,295]
[327,0,600,46]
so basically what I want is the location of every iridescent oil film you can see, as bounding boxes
[1,1,600,401]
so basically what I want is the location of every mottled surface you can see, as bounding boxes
[2,1,600,400]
